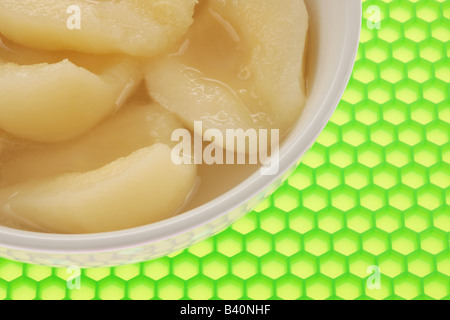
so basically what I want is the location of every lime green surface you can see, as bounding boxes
[0,0,449,300]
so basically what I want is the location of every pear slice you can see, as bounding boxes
[146,0,308,136]
[0,144,197,234]
[1,102,184,186]
[0,57,143,142]
[146,59,256,134]
[0,0,197,57]
[210,0,309,132]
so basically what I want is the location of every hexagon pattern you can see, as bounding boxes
[0,0,448,300]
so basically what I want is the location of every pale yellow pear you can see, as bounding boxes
[1,102,184,186]
[0,144,197,233]
[146,0,308,137]
[0,57,143,142]
[0,0,198,57]
[210,0,309,132]
[146,59,256,134]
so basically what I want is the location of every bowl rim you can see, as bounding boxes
[0,0,362,254]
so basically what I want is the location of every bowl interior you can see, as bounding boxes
[0,0,361,253]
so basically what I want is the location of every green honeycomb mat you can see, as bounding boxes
[0,0,449,300]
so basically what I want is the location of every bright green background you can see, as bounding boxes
[0,0,449,300]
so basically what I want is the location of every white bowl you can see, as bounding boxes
[0,0,362,267]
